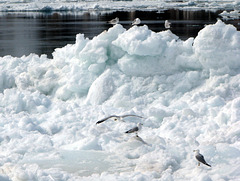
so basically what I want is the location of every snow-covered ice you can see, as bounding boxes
[220,10,240,20]
[0,19,240,180]
[0,0,239,12]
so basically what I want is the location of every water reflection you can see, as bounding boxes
[0,10,239,58]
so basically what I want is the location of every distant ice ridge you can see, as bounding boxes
[0,0,239,11]
[0,20,240,180]
[220,10,240,20]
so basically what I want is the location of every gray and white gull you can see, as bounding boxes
[193,149,211,167]
[132,18,141,26]
[125,123,143,136]
[108,17,119,25]
[165,20,171,29]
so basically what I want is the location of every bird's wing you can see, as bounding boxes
[121,114,144,119]
[108,18,119,24]
[125,126,139,133]
[108,19,114,24]
[96,115,118,124]
[96,119,106,124]
[196,154,207,164]
[196,154,211,167]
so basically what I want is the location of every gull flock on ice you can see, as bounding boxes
[0,0,240,180]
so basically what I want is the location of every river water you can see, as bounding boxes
[0,9,239,58]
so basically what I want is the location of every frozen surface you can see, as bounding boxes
[0,0,239,12]
[0,20,240,180]
[220,10,240,19]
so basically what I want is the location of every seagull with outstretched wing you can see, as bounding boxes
[96,114,144,124]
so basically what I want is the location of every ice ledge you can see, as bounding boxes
[0,0,238,12]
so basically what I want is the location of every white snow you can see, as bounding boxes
[0,0,239,12]
[0,18,240,180]
[220,10,240,20]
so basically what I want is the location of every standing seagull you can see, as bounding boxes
[193,149,211,167]
[165,20,171,29]
[125,123,143,136]
[132,18,141,26]
[108,17,119,25]
[96,115,144,124]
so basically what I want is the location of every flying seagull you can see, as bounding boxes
[96,115,144,124]
[193,149,211,167]
[165,20,171,29]
[125,123,143,136]
[108,17,119,25]
[132,18,141,26]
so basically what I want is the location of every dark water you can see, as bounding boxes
[0,10,239,58]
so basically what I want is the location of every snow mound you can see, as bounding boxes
[0,20,240,180]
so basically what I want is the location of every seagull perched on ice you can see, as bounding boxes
[132,18,141,26]
[193,149,211,167]
[165,20,171,29]
[96,115,144,124]
[108,17,119,25]
[125,123,143,136]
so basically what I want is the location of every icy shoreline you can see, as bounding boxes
[0,0,239,12]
